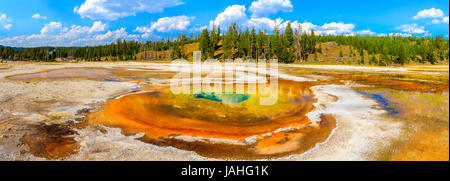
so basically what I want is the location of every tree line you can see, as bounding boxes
[317,34,449,65]
[0,34,198,62]
[199,22,316,63]
[1,22,448,65]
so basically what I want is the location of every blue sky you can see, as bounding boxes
[0,0,448,47]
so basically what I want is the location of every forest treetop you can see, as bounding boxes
[1,22,448,66]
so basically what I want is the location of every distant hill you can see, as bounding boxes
[134,41,373,64]
[0,45,25,50]
[134,40,445,65]
[136,42,200,61]
[309,41,371,64]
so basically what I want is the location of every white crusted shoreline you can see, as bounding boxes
[276,84,403,161]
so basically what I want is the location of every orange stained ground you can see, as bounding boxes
[6,66,448,160]
[88,79,316,141]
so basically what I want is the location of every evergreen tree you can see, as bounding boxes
[199,29,211,59]
[309,30,316,53]
[250,28,257,59]
[360,49,365,64]
[256,30,266,59]
[285,22,294,49]
[300,32,309,61]
[369,55,378,65]
[2,23,448,65]
[398,44,408,65]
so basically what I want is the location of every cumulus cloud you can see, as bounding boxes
[413,8,444,19]
[134,26,152,38]
[0,21,138,47]
[209,5,248,28]
[431,19,440,24]
[0,14,12,30]
[387,33,413,37]
[133,26,161,39]
[196,3,360,37]
[188,25,207,33]
[431,16,449,24]
[32,13,47,20]
[295,22,315,33]
[244,17,284,31]
[244,16,355,36]
[95,27,138,41]
[63,25,91,39]
[444,16,450,23]
[250,18,302,33]
[74,0,184,20]
[209,4,296,31]
[397,24,427,34]
[40,22,63,34]
[133,15,191,38]
[316,22,355,35]
[89,21,107,33]
[352,30,376,36]
[134,26,150,34]
[150,15,191,32]
[249,0,293,18]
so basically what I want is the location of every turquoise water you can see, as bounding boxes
[357,90,398,114]
[194,92,250,103]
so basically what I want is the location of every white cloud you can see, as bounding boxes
[297,22,316,33]
[397,24,427,34]
[444,16,449,23]
[150,15,191,32]
[32,13,47,20]
[133,15,191,38]
[431,19,440,24]
[244,17,354,36]
[89,21,107,33]
[413,8,444,19]
[431,16,449,24]
[188,3,353,37]
[389,32,412,37]
[352,30,376,36]
[63,25,90,39]
[245,17,284,31]
[95,27,138,41]
[209,5,248,28]
[40,22,63,34]
[0,35,26,45]
[245,19,354,35]
[3,24,12,30]
[134,26,150,34]
[188,25,207,33]
[0,21,139,47]
[0,14,12,30]
[315,22,355,35]
[74,0,184,20]
[133,26,160,39]
[249,0,293,18]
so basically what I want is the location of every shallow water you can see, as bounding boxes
[7,65,448,160]
[87,76,331,159]
[357,90,399,115]
[194,92,250,103]
[9,68,112,79]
